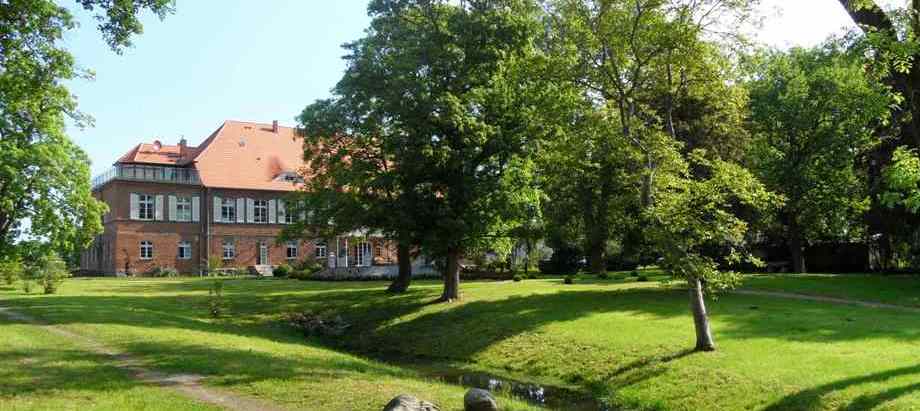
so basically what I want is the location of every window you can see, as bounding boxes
[177,241,192,260]
[140,241,153,260]
[176,197,192,222]
[222,241,235,260]
[375,243,383,258]
[221,198,236,222]
[138,194,155,220]
[286,241,298,260]
[253,200,268,223]
[283,204,295,224]
[315,242,327,258]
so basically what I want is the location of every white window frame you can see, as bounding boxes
[177,241,192,260]
[176,197,192,222]
[315,242,327,258]
[138,195,155,221]
[140,241,154,260]
[222,241,235,260]
[286,241,298,260]
[253,199,269,223]
[221,198,236,222]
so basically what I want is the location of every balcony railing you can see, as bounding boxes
[92,164,201,190]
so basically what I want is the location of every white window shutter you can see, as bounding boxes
[168,195,177,221]
[213,195,222,223]
[130,193,139,220]
[155,195,164,221]
[277,200,286,224]
[247,198,255,223]
[268,199,277,224]
[236,198,245,223]
[192,196,200,222]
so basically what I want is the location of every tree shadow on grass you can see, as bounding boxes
[0,348,144,397]
[765,364,920,411]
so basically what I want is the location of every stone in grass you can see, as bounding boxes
[464,388,499,411]
[383,394,441,411]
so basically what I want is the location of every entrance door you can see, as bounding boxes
[258,241,269,265]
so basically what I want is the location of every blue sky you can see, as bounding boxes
[68,0,854,177]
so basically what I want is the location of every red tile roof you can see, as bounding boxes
[115,120,306,192]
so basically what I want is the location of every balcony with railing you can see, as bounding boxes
[92,164,201,190]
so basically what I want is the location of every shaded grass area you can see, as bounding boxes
[743,273,920,307]
[4,275,920,410]
[0,280,538,411]
[0,314,221,411]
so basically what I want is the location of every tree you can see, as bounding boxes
[746,43,890,272]
[834,0,920,268]
[648,151,780,351]
[542,0,756,272]
[298,0,546,302]
[0,1,173,260]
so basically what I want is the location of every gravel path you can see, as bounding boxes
[0,307,288,411]
[733,289,920,313]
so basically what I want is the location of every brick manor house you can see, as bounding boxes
[81,120,397,275]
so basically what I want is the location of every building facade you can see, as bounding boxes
[81,120,397,275]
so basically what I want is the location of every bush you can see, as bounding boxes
[208,280,225,318]
[564,275,575,284]
[37,254,70,294]
[294,257,324,275]
[273,264,292,278]
[512,274,523,282]
[207,255,224,276]
[637,275,649,282]
[147,266,179,278]
[630,270,640,277]
[22,280,33,294]
[289,270,311,281]
[526,272,537,279]
[0,259,23,285]
[598,272,610,280]
[286,310,350,337]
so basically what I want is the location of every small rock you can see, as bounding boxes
[383,394,440,411]
[464,388,498,411]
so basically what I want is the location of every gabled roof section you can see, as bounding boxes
[116,140,199,166]
[191,120,306,191]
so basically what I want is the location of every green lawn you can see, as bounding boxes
[743,273,920,307]
[2,275,920,410]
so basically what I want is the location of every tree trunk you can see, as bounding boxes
[588,241,604,274]
[439,247,461,302]
[788,222,806,273]
[689,278,715,352]
[386,241,412,293]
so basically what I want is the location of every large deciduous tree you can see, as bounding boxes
[747,43,890,273]
[0,1,173,260]
[296,0,546,301]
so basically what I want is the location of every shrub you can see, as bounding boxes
[37,254,70,295]
[637,275,649,282]
[294,257,324,275]
[512,274,523,282]
[273,264,292,278]
[22,280,33,294]
[526,272,537,279]
[286,310,350,337]
[630,270,640,277]
[564,275,575,284]
[207,256,223,276]
[0,259,23,285]
[208,280,225,318]
[289,270,312,281]
[147,267,179,278]
[598,272,610,280]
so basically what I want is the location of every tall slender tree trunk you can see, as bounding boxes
[387,241,412,293]
[689,277,715,352]
[788,221,806,273]
[588,239,605,274]
[439,247,461,302]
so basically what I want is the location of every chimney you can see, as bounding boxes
[272,120,279,133]
[152,140,162,151]
[178,136,187,155]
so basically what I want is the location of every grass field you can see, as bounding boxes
[2,273,920,410]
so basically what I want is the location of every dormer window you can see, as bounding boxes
[275,172,303,184]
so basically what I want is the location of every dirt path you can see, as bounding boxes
[0,307,288,411]
[733,289,920,313]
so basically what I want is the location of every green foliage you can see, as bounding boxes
[0,1,172,260]
[36,254,70,294]
[208,280,225,318]
[273,264,292,278]
[648,151,781,292]
[146,266,178,278]
[206,256,223,276]
[598,272,610,280]
[747,43,890,245]
[0,259,23,285]
[563,275,575,285]
[881,146,920,212]
[512,274,523,282]
[21,280,33,294]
